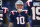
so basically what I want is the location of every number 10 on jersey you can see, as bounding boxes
[16,17,25,24]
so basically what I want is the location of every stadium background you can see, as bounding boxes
[2,0,32,27]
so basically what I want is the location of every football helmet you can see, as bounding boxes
[15,0,24,10]
[0,0,2,7]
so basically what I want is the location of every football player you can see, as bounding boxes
[9,0,30,27]
[0,0,8,27]
[27,0,40,27]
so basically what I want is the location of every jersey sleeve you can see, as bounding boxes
[27,1,32,16]
[25,14,29,23]
[25,10,29,22]
[9,11,14,22]
[4,8,8,13]
[2,7,8,13]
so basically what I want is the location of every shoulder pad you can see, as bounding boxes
[11,10,17,15]
[22,10,28,14]
[2,7,8,9]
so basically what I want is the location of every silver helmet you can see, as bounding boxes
[0,0,2,7]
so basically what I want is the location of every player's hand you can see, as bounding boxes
[28,15,31,17]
